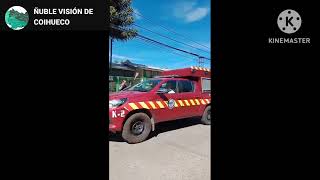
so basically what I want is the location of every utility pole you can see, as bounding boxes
[197,56,204,67]
[109,38,113,71]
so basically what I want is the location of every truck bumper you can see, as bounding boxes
[109,124,118,133]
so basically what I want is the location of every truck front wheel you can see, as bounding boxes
[201,105,211,125]
[122,113,152,144]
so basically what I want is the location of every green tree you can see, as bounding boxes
[110,0,138,41]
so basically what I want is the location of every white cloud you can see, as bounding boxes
[173,1,196,18]
[11,6,27,14]
[185,7,209,22]
[173,1,209,23]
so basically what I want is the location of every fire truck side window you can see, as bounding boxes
[160,80,177,93]
[178,80,194,93]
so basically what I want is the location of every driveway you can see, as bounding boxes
[109,118,211,180]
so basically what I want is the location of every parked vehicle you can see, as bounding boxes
[109,66,212,143]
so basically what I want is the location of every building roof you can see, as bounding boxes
[111,63,135,71]
[112,60,166,71]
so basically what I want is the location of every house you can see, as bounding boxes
[109,60,167,92]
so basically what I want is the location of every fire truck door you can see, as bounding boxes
[176,80,201,117]
[154,80,186,122]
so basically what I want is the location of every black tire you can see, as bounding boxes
[122,113,152,144]
[201,105,211,125]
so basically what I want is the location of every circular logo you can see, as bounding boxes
[5,6,29,30]
[277,9,301,34]
[168,99,175,109]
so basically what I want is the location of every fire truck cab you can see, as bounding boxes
[109,66,212,143]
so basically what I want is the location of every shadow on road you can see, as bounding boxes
[109,117,202,142]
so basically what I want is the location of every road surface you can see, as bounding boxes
[109,118,211,180]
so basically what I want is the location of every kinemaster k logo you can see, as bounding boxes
[277,9,301,34]
[269,9,311,44]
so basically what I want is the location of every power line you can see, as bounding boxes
[133,11,210,50]
[112,34,198,62]
[137,34,211,60]
[110,25,211,60]
[135,36,197,62]
[136,38,204,68]
[114,36,197,62]
[133,23,210,54]
[136,36,211,67]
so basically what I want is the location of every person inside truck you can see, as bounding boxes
[119,80,127,91]
[127,80,132,87]
[166,82,176,94]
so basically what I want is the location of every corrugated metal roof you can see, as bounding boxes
[112,64,135,71]
[111,60,166,71]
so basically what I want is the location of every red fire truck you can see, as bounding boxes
[109,66,212,143]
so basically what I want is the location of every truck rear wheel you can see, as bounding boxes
[122,113,152,144]
[201,105,211,125]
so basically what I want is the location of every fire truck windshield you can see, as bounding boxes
[125,79,162,92]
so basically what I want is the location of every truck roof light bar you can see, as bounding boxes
[190,66,210,72]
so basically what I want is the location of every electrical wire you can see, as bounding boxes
[133,23,210,54]
[133,11,211,50]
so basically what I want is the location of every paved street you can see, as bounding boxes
[109,118,211,180]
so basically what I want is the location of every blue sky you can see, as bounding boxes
[110,0,211,70]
